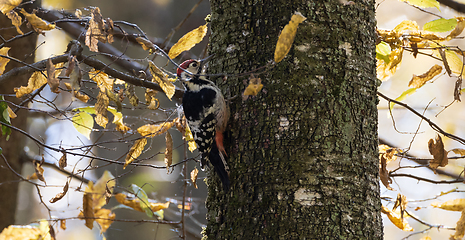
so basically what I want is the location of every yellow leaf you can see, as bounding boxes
[89,70,113,92]
[0,47,10,74]
[7,106,16,119]
[377,48,403,81]
[453,209,465,240]
[243,77,263,96]
[428,135,448,171]
[381,205,414,231]
[6,10,22,35]
[191,168,199,189]
[148,60,175,100]
[82,183,94,229]
[72,111,94,140]
[184,123,197,152]
[379,144,398,163]
[274,12,307,63]
[168,24,208,59]
[14,71,47,98]
[451,148,465,156]
[115,193,170,213]
[0,0,20,14]
[95,91,109,128]
[124,138,147,169]
[60,219,66,230]
[137,122,175,137]
[389,88,416,111]
[408,64,442,88]
[107,108,130,133]
[0,221,51,240]
[94,208,115,234]
[93,171,115,209]
[393,20,419,33]
[19,9,55,31]
[164,132,172,173]
[431,198,465,211]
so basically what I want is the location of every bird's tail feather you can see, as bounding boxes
[208,141,230,191]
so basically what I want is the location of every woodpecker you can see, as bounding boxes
[177,59,230,191]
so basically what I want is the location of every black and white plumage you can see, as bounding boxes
[177,59,230,190]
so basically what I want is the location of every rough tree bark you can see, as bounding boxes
[0,1,39,229]
[205,0,382,238]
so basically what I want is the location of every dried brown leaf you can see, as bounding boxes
[191,168,199,189]
[95,91,109,128]
[136,37,156,52]
[408,64,442,88]
[85,7,105,52]
[428,135,448,171]
[46,58,60,93]
[33,157,45,184]
[431,198,465,211]
[451,148,465,156]
[89,70,113,92]
[82,191,94,229]
[49,181,69,203]
[124,138,147,169]
[379,153,393,190]
[58,152,67,169]
[448,17,465,39]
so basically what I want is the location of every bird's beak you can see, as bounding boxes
[199,55,214,69]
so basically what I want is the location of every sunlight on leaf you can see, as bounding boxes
[393,20,419,33]
[0,0,21,14]
[376,41,391,64]
[453,210,465,240]
[114,192,170,218]
[148,60,175,100]
[123,138,147,169]
[431,198,465,211]
[168,24,208,59]
[89,70,114,92]
[377,48,403,81]
[72,111,94,140]
[381,205,414,231]
[0,221,52,240]
[191,167,199,189]
[399,0,439,10]
[0,47,10,75]
[14,71,47,98]
[20,9,55,32]
[423,18,457,32]
[6,10,22,35]
[274,12,307,63]
[243,77,263,97]
[137,122,175,137]
[389,88,416,111]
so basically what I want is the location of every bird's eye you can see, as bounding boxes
[191,62,198,68]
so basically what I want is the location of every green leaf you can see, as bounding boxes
[72,111,94,140]
[389,88,417,111]
[0,96,11,140]
[401,0,440,10]
[131,184,153,217]
[376,41,391,63]
[424,18,457,32]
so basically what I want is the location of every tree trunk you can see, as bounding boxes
[205,0,382,238]
[0,1,39,229]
